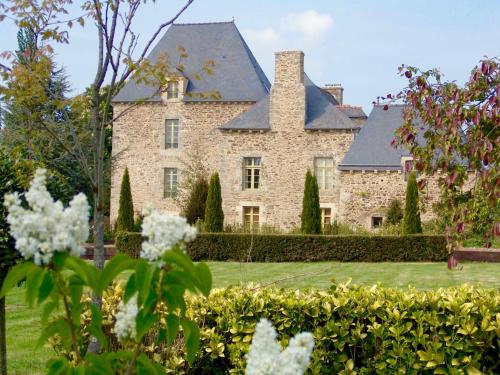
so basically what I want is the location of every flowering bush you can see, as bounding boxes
[246,318,314,375]
[0,169,212,374]
[4,169,89,265]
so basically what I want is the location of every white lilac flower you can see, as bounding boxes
[114,295,138,342]
[140,208,197,261]
[246,318,315,375]
[3,169,89,265]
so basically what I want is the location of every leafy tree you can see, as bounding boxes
[384,58,499,246]
[116,167,134,233]
[0,1,196,354]
[403,172,422,234]
[386,199,403,225]
[204,172,224,232]
[183,176,208,225]
[301,170,321,234]
[0,149,21,375]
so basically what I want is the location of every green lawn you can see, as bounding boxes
[5,261,500,374]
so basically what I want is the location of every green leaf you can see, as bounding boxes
[136,310,157,341]
[52,251,68,271]
[38,271,54,304]
[41,300,59,326]
[124,274,136,302]
[0,261,36,298]
[46,358,71,375]
[163,248,197,276]
[38,318,69,349]
[65,256,99,291]
[181,318,200,364]
[165,314,180,345]
[194,262,212,297]
[98,253,136,293]
[134,260,155,305]
[25,267,45,307]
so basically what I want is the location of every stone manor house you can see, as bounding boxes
[111,21,439,230]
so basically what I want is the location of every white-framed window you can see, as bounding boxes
[314,157,334,190]
[371,216,383,229]
[166,81,179,99]
[164,168,178,198]
[165,119,179,149]
[243,157,261,190]
[243,206,260,228]
[320,208,332,228]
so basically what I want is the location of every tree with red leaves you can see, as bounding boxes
[383,58,499,250]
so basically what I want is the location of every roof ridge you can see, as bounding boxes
[373,103,407,107]
[337,104,363,109]
[172,21,234,26]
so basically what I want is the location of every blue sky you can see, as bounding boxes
[1,0,499,113]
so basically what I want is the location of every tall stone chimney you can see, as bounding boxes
[323,84,343,105]
[270,51,306,132]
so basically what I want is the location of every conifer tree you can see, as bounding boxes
[403,171,422,234]
[204,172,224,232]
[116,167,134,232]
[301,170,321,234]
[183,176,209,225]
[386,199,404,225]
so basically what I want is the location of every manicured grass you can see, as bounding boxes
[5,261,500,373]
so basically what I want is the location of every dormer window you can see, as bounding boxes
[166,81,179,99]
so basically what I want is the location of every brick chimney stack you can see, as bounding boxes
[270,51,306,132]
[323,84,343,105]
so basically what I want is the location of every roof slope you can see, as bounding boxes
[339,105,411,170]
[336,105,367,119]
[221,74,360,131]
[304,75,359,130]
[113,22,270,102]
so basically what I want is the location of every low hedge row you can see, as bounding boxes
[115,232,448,262]
[74,284,500,374]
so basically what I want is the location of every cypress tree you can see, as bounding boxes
[204,172,224,232]
[183,176,209,225]
[301,170,321,234]
[403,171,422,234]
[386,199,403,225]
[116,167,134,232]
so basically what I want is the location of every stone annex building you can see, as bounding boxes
[111,21,439,230]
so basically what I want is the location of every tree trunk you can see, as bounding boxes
[0,296,7,375]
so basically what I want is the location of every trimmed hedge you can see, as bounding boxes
[74,284,500,374]
[116,232,448,262]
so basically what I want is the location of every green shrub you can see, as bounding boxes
[115,231,142,258]
[301,170,321,234]
[183,176,208,225]
[204,172,224,232]
[187,233,448,262]
[386,199,403,225]
[75,284,500,374]
[116,167,134,232]
[403,171,422,234]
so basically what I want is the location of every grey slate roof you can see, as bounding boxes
[336,105,367,119]
[339,105,412,170]
[220,74,360,131]
[304,75,359,130]
[113,22,270,102]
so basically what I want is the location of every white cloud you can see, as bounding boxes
[282,10,333,40]
[244,27,281,46]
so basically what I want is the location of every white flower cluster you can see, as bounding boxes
[114,295,138,342]
[246,318,314,375]
[3,169,89,266]
[140,208,197,261]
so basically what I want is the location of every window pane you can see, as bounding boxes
[165,119,179,149]
[315,157,334,190]
[164,168,178,198]
[243,157,261,190]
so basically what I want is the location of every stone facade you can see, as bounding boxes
[338,171,441,228]
[111,49,439,230]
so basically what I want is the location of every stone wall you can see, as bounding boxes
[338,170,442,228]
[110,101,253,222]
